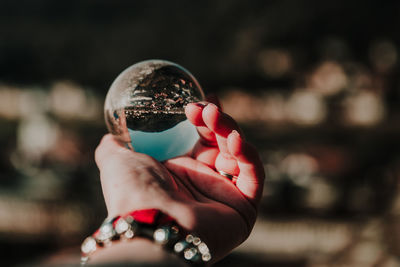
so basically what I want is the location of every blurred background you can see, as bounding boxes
[0,0,400,266]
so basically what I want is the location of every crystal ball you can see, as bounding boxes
[104,60,205,161]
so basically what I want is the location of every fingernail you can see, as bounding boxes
[231,130,241,138]
[207,102,220,112]
[231,130,244,140]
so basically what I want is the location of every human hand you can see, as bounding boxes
[94,101,265,263]
[163,101,265,258]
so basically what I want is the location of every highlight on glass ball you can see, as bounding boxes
[104,60,205,161]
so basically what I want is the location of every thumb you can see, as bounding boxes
[95,134,131,171]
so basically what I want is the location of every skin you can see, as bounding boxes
[94,101,265,264]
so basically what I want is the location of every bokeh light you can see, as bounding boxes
[369,40,398,73]
[343,91,385,126]
[308,61,348,96]
[257,48,292,78]
[286,90,327,125]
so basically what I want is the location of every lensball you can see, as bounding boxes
[104,60,205,161]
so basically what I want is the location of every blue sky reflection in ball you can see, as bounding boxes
[104,60,205,161]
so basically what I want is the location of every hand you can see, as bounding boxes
[95,101,265,263]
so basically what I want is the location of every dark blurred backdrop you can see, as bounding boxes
[1,1,400,266]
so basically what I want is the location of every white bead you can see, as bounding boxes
[115,219,129,234]
[198,242,209,254]
[81,237,97,254]
[100,223,112,234]
[202,252,211,262]
[124,229,134,239]
[98,223,114,241]
[193,237,201,246]
[174,242,185,253]
[184,247,198,260]
[185,234,194,243]
[153,228,168,244]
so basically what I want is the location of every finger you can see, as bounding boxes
[191,142,219,167]
[185,102,216,146]
[227,130,265,204]
[202,103,242,174]
[185,102,218,166]
[202,103,242,138]
[185,102,206,127]
[95,134,127,168]
[184,92,222,127]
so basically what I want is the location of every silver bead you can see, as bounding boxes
[153,228,169,245]
[174,241,188,253]
[100,223,113,234]
[184,247,198,260]
[171,225,179,235]
[185,234,194,243]
[115,218,129,234]
[197,242,209,254]
[125,215,134,224]
[97,223,115,242]
[202,252,212,262]
[124,229,134,239]
[192,237,201,246]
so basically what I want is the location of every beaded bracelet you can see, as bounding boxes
[80,209,211,266]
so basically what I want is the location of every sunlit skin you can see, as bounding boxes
[95,101,265,263]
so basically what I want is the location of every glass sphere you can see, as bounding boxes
[104,60,205,161]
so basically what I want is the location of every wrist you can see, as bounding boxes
[81,208,212,266]
[88,237,187,266]
[105,191,177,220]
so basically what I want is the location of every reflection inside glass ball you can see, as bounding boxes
[104,60,205,161]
